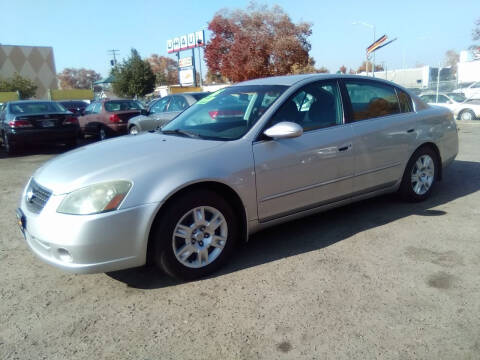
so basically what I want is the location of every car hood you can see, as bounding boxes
[33,132,224,194]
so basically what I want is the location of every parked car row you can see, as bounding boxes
[0,92,211,155]
[419,92,480,120]
[0,100,79,154]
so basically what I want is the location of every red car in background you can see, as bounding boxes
[78,99,144,140]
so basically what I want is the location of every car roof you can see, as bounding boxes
[234,74,407,88]
[8,100,57,105]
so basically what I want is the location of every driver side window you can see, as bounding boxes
[266,81,343,132]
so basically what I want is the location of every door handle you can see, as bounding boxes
[407,128,415,133]
[338,144,352,152]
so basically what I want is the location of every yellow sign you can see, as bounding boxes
[0,91,19,102]
[50,89,94,100]
[169,86,202,94]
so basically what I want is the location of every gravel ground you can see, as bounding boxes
[1,123,479,360]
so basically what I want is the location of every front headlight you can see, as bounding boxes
[57,181,132,215]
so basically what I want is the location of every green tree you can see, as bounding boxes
[0,73,37,99]
[111,49,155,98]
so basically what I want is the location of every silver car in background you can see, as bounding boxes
[17,74,458,280]
[127,92,209,134]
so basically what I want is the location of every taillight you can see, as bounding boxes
[208,111,219,119]
[8,120,33,128]
[109,114,121,123]
[63,116,78,125]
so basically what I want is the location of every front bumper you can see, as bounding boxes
[18,182,159,274]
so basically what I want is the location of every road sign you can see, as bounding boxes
[179,68,194,86]
[179,57,193,68]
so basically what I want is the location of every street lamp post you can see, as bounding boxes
[353,21,376,77]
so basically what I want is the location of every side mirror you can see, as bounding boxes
[263,121,303,139]
[140,109,148,116]
[80,109,85,116]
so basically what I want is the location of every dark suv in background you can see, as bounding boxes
[0,100,79,155]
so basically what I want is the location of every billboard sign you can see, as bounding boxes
[187,33,196,48]
[167,30,205,53]
[167,39,173,53]
[179,68,194,86]
[180,35,188,50]
[179,57,193,68]
[173,37,181,52]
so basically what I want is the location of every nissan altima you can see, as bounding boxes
[16,74,458,280]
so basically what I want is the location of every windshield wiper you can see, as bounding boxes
[161,129,202,139]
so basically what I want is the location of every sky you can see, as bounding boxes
[1,0,479,78]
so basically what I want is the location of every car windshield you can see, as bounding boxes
[9,102,66,114]
[448,93,466,102]
[161,85,287,140]
[104,100,144,112]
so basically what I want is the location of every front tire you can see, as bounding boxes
[459,109,475,121]
[151,189,239,280]
[129,125,139,135]
[399,147,438,202]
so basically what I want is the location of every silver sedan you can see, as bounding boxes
[127,92,209,134]
[17,74,458,280]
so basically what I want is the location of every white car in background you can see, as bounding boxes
[453,82,480,100]
[419,92,480,120]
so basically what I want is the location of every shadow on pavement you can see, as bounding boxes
[107,159,480,289]
[0,137,97,159]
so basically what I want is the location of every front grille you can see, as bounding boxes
[25,179,52,214]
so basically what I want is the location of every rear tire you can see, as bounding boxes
[3,132,17,155]
[151,189,239,280]
[399,146,438,202]
[99,127,107,141]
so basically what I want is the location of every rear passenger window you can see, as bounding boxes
[396,89,413,112]
[345,81,400,121]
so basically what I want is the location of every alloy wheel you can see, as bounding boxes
[411,154,435,195]
[172,206,228,268]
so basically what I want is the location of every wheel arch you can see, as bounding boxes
[411,142,443,180]
[146,180,248,264]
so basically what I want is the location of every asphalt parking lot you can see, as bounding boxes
[1,123,479,360]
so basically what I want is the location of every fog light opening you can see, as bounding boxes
[57,248,73,263]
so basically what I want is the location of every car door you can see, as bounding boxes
[253,80,355,221]
[144,96,171,130]
[78,102,96,133]
[343,80,415,194]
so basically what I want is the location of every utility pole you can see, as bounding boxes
[353,21,375,77]
[108,49,120,67]
[197,46,203,88]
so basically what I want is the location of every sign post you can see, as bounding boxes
[167,29,205,87]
